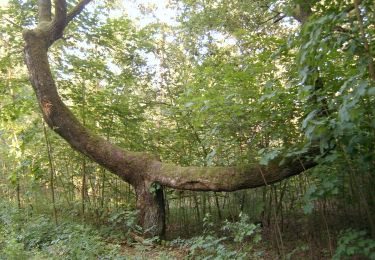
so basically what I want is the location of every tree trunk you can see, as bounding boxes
[135,180,166,238]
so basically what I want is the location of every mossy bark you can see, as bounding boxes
[135,181,166,238]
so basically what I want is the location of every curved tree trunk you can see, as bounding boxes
[22,0,319,238]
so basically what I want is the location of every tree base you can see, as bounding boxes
[135,180,166,238]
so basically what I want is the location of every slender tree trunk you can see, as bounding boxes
[193,193,200,221]
[214,192,222,220]
[43,122,58,225]
[16,180,21,209]
[100,168,106,209]
[81,157,87,223]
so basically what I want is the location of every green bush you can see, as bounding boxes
[173,213,263,260]
[19,215,56,249]
[1,238,30,260]
[99,208,142,243]
[0,201,123,259]
[333,229,375,260]
[45,222,121,259]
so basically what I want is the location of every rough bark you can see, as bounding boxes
[135,180,166,238]
[23,0,319,238]
[152,153,317,192]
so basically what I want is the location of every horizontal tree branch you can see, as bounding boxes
[151,151,317,191]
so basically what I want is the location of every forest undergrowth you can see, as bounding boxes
[1,186,374,260]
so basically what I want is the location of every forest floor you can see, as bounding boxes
[0,200,369,259]
[111,231,329,260]
[105,224,333,260]
[119,243,187,259]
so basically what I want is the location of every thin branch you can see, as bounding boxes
[273,14,286,24]
[67,0,93,23]
[257,166,269,186]
[259,13,282,26]
[3,17,23,30]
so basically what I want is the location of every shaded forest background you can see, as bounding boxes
[0,0,374,259]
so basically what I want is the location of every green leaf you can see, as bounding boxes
[303,202,314,214]
[368,87,375,95]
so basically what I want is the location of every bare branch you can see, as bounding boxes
[263,13,286,25]
[3,17,23,30]
[67,0,93,23]
[38,0,52,22]
[273,14,286,24]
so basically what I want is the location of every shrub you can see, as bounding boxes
[333,229,375,260]
[173,213,263,260]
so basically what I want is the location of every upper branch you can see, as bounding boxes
[38,0,52,22]
[53,0,67,36]
[37,0,92,45]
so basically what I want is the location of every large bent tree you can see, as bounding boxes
[23,0,317,237]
